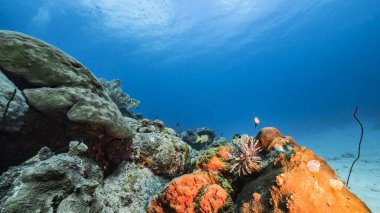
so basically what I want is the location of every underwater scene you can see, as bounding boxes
[0,0,379,212]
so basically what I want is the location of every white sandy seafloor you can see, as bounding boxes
[297,126,380,213]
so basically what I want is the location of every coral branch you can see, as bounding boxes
[346,106,364,187]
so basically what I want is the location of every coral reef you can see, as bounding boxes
[229,135,262,176]
[148,127,371,213]
[196,146,232,173]
[0,30,132,139]
[148,171,234,213]
[116,116,190,177]
[0,71,28,132]
[98,78,140,117]
[94,162,169,213]
[181,127,216,150]
[235,128,371,213]
[131,123,190,176]
[0,31,372,213]
[0,141,103,213]
[0,30,133,172]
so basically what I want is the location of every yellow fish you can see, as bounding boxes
[196,134,209,143]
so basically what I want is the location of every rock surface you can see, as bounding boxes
[0,142,171,213]
[129,118,190,177]
[94,162,169,213]
[0,142,103,213]
[148,171,234,213]
[0,30,132,139]
[148,127,371,213]
[0,31,372,213]
[235,128,371,213]
[0,71,28,132]
[0,30,133,172]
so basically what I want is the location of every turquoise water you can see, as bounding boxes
[1,0,379,148]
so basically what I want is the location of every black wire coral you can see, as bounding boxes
[99,78,140,115]
[229,135,262,176]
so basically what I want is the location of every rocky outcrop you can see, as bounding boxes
[128,118,190,177]
[0,141,104,213]
[195,146,232,173]
[148,127,371,213]
[94,162,169,213]
[148,171,234,213]
[0,71,28,132]
[0,141,172,213]
[235,128,370,213]
[0,30,133,172]
[0,30,132,139]
[0,31,372,213]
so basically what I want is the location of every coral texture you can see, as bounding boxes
[196,146,232,173]
[0,30,132,139]
[148,171,233,213]
[229,135,262,176]
[98,78,140,114]
[0,142,103,213]
[131,131,189,176]
[94,162,169,213]
[194,184,233,213]
[181,128,216,150]
[0,30,134,172]
[0,70,28,132]
[236,129,371,213]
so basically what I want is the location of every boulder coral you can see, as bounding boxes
[255,127,297,151]
[0,142,103,213]
[148,171,234,213]
[236,128,371,213]
[131,131,189,177]
[149,127,371,213]
[196,146,232,173]
[0,30,133,172]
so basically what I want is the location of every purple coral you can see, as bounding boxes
[229,135,262,176]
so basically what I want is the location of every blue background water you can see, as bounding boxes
[1,0,380,146]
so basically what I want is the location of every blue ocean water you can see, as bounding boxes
[1,0,379,144]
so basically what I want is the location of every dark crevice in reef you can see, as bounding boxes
[1,88,16,121]
[0,110,70,173]
[230,172,265,202]
[103,137,133,177]
[0,106,124,174]
[0,65,39,90]
[104,163,119,177]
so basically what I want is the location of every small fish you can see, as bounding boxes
[232,133,241,140]
[254,117,260,128]
[196,134,209,143]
